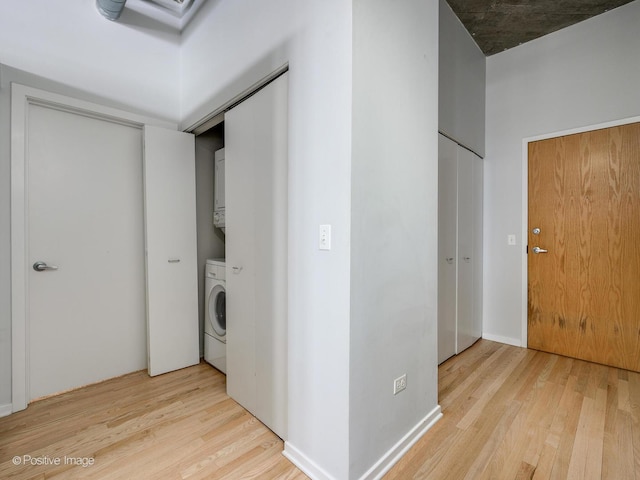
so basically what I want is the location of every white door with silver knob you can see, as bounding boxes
[32,261,58,272]
[25,97,146,402]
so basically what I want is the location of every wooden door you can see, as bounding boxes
[528,122,640,371]
[143,126,199,376]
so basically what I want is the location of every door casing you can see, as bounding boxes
[10,84,175,412]
[520,115,640,348]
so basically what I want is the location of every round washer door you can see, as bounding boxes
[208,284,226,337]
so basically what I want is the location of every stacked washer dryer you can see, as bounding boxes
[204,258,226,373]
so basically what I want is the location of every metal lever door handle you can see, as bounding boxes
[232,266,243,274]
[445,257,454,264]
[33,261,58,272]
[532,247,548,254]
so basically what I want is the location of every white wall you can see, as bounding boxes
[439,0,486,157]
[180,1,353,478]
[350,0,440,478]
[484,0,640,346]
[0,0,180,121]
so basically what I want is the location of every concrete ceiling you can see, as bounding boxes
[446,0,635,56]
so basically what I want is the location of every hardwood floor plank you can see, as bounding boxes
[0,364,304,480]
[627,371,640,478]
[387,340,640,480]
[2,341,639,480]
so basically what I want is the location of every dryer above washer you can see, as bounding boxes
[205,258,225,279]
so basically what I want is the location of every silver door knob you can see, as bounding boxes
[33,261,58,272]
[532,247,548,254]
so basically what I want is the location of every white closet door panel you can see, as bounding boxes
[472,155,483,342]
[143,126,199,376]
[456,147,476,352]
[225,118,257,415]
[254,76,288,439]
[437,135,457,364]
[226,73,288,439]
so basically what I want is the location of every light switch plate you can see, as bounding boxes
[319,224,331,250]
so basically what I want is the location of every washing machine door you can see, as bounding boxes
[208,284,226,338]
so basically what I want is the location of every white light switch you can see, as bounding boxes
[508,234,516,246]
[319,224,331,250]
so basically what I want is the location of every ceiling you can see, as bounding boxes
[446,0,635,56]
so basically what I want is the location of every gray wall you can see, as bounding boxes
[194,126,226,357]
[350,0,440,476]
[439,0,486,157]
[483,0,640,345]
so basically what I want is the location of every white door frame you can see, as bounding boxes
[10,84,175,412]
[519,114,640,348]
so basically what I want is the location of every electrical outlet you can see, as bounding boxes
[393,374,407,395]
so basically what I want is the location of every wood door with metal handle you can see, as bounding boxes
[528,122,640,372]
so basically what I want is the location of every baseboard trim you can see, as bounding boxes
[283,442,338,480]
[358,404,443,480]
[0,403,12,418]
[482,332,522,347]
[284,405,442,480]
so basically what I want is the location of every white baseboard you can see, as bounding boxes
[284,405,442,480]
[358,404,442,480]
[482,332,522,347]
[0,403,12,418]
[283,442,338,480]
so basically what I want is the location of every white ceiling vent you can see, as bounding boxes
[123,0,205,31]
[147,0,195,18]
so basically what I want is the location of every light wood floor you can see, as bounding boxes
[0,363,306,479]
[386,339,640,479]
[1,340,639,479]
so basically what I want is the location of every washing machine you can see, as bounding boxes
[204,258,226,373]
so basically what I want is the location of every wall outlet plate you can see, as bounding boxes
[394,374,407,395]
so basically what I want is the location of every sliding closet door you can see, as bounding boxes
[437,134,483,363]
[438,135,458,363]
[456,147,476,352]
[225,73,288,439]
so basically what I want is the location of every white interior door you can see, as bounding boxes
[437,135,457,364]
[472,152,483,346]
[143,126,199,376]
[28,103,146,401]
[456,147,475,352]
[226,73,288,439]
